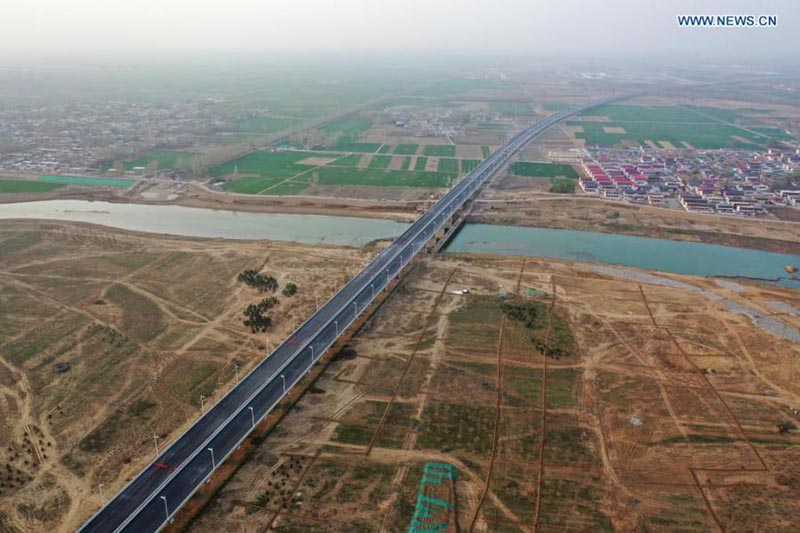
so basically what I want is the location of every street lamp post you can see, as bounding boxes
[234,363,240,383]
[153,434,161,459]
[370,283,375,299]
[334,319,338,336]
[248,406,255,428]
[280,374,286,394]
[160,495,169,522]
[309,345,314,362]
[200,394,206,414]
[353,301,358,318]
[99,483,105,503]
[207,447,215,469]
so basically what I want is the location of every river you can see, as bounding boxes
[1,200,797,284]
[0,199,409,247]
[447,223,799,285]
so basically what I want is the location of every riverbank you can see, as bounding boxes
[472,193,800,255]
[0,177,421,223]
[3,182,799,254]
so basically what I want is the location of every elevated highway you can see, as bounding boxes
[80,92,630,533]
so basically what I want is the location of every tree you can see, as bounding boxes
[549,178,576,194]
[146,160,158,177]
[256,296,279,311]
[282,283,298,297]
[238,269,279,292]
[243,304,273,333]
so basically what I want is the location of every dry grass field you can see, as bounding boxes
[0,220,372,532]
[188,254,800,532]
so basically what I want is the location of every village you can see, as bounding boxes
[578,145,800,216]
[0,99,234,175]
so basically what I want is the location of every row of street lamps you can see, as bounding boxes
[144,220,432,525]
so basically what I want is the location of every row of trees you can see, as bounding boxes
[243,304,272,332]
[238,269,279,293]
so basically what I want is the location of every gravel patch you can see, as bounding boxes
[587,265,722,300]
[589,264,800,342]
[715,279,748,293]
[724,301,800,343]
[765,301,800,317]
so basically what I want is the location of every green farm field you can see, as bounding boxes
[331,141,382,153]
[436,158,459,174]
[461,159,481,173]
[212,150,330,179]
[310,167,451,188]
[38,175,136,187]
[489,101,535,116]
[570,121,766,149]
[0,180,64,194]
[394,143,419,155]
[217,147,463,193]
[367,155,392,169]
[412,77,504,97]
[572,104,792,149]
[234,116,299,134]
[511,162,578,179]
[423,145,456,157]
[321,116,372,138]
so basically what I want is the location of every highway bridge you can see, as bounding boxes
[80,92,629,533]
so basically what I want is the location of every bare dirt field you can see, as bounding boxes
[0,220,374,532]
[186,253,800,532]
[473,192,800,255]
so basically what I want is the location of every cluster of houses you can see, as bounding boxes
[388,106,467,138]
[0,100,228,175]
[577,146,800,216]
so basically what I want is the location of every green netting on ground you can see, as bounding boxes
[526,288,549,298]
[408,462,457,533]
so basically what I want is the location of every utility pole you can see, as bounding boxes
[153,434,161,459]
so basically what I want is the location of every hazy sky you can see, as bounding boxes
[3,0,797,61]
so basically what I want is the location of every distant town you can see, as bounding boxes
[0,99,234,175]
